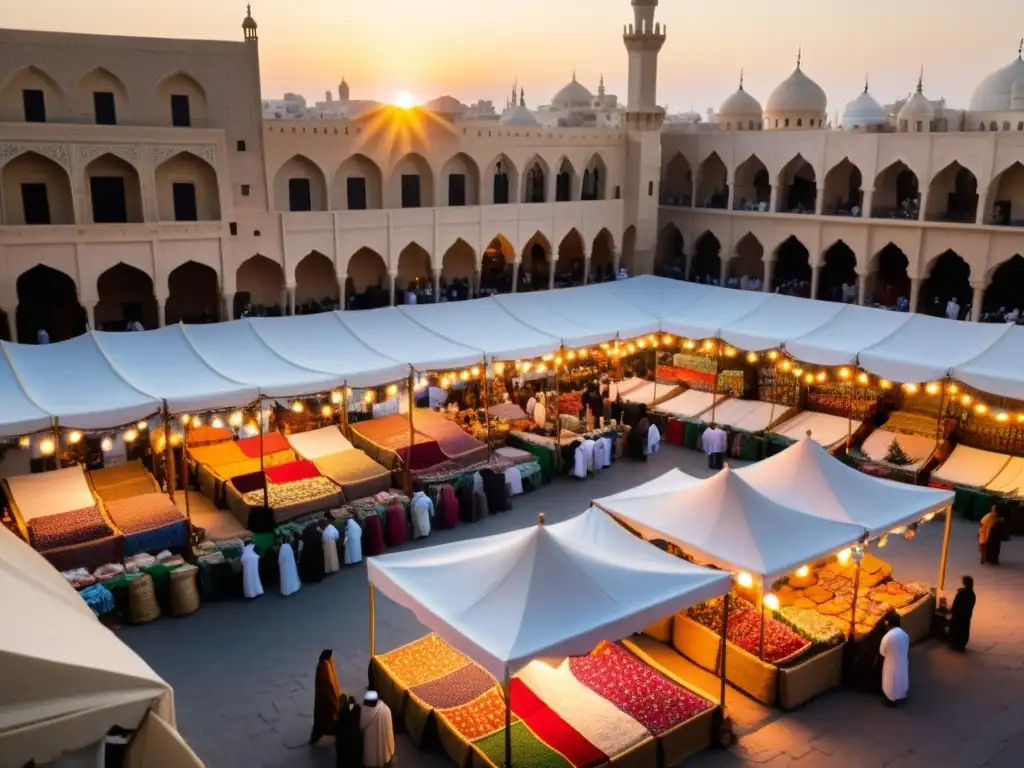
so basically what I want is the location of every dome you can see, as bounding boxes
[842,83,887,129]
[970,51,1024,111]
[718,73,763,120]
[551,75,594,109]
[765,56,827,115]
[423,96,465,114]
[242,4,258,29]
[500,104,539,125]
[898,79,935,123]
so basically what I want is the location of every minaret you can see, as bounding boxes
[338,77,350,103]
[622,0,666,275]
[242,3,258,42]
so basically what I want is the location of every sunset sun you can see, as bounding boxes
[393,90,415,109]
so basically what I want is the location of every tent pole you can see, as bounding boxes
[767,354,778,434]
[938,504,953,592]
[368,581,376,657]
[847,366,857,452]
[554,346,563,471]
[162,403,175,501]
[848,545,864,641]
[652,345,658,403]
[52,417,61,470]
[406,367,415,495]
[182,416,191,523]
[719,593,730,706]
[341,380,349,438]
[758,592,766,661]
[503,666,513,768]
[935,375,950,445]
[258,398,268,510]
[483,356,492,459]
[710,340,722,423]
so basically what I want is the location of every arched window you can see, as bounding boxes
[748,120,755,130]
[774,119,779,128]
[990,121,998,131]
[1018,121,1024,131]
[493,161,509,204]
[1003,121,1011,131]
[785,118,790,127]
[980,122,986,131]
[797,118,802,127]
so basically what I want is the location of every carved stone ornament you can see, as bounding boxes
[78,144,139,166]
[0,142,70,170]
[151,144,217,168]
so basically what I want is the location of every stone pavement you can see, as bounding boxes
[121,446,1024,767]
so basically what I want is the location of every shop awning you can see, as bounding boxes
[545,282,663,340]
[335,308,482,371]
[660,288,771,340]
[595,466,865,587]
[493,291,613,349]
[737,436,953,536]
[857,314,1012,384]
[783,304,914,367]
[398,301,560,361]
[603,275,711,319]
[248,314,409,389]
[594,467,701,503]
[720,294,846,352]
[366,507,730,679]
[93,327,259,413]
[0,349,52,437]
[953,325,1024,400]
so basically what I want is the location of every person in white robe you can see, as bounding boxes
[240,542,263,599]
[504,465,524,495]
[322,522,341,574]
[879,613,910,705]
[525,396,537,420]
[343,517,363,565]
[600,436,613,467]
[571,444,588,479]
[533,399,547,428]
[701,423,727,470]
[278,541,301,596]
[360,691,396,768]
[581,438,596,472]
[647,423,661,455]
[410,491,433,539]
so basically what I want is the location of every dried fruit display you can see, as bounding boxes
[473,721,574,768]
[777,607,846,646]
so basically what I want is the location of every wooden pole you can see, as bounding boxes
[162,404,175,501]
[936,375,950,445]
[758,595,766,661]
[341,381,349,438]
[52,417,61,470]
[652,345,658,403]
[767,355,778,433]
[710,340,723,423]
[258,399,268,509]
[368,581,376,657]
[719,593,730,706]
[182,417,191,522]
[406,368,415,495]
[846,366,857,452]
[483,356,492,459]
[503,666,513,768]
[937,504,954,592]
[554,348,563,472]
[848,547,863,640]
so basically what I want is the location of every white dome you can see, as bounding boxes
[842,85,887,129]
[718,85,763,120]
[970,53,1024,112]
[500,104,539,125]
[765,64,827,115]
[898,86,934,123]
[551,76,594,109]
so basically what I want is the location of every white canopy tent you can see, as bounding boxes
[602,274,711,319]
[737,436,953,536]
[0,526,202,767]
[366,507,731,680]
[783,304,914,367]
[660,288,771,340]
[721,294,846,352]
[494,291,617,348]
[335,307,483,371]
[594,467,701,503]
[0,350,53,437]
[953,325,1024,400]
[547,282,664,340]
[595,467,866,588]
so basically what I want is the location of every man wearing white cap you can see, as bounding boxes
[359,690,395,767]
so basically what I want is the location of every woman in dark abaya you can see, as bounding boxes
[335,695,363,768]
[310,649,341,744]
[948,575,976,651]
[299,521,326,583]
[628,404,651,462]
[842,610,897,693]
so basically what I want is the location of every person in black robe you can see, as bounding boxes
[842,611,896,693]
[335,695,363,768]
[299,521,326,583]
[948,575,976,652]
[310,649,341,744]
[627,405,650,462]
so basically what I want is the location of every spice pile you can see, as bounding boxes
[688,597,810,663]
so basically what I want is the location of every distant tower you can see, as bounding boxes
[621,0,666,275]
[338,77,350,103]
[242,3,258,42]
[598,74,606,99]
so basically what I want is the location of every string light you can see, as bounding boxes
[662,335,674,345]
[684,340,696,350]
[536,363,547,374]
[136,421,147,430]
[291,401,304,413]
[192,416,203,428]
[837,548,852,566]
[816,371,827,383]
[18,436,30,449]
[795,565,810,578]
[880,379,893,390]
[212,416,225,429]
[68,431,82,444]
[566,351,576,361]
[877,534,888,548]
[925,383,940,395]
[857,373,869,384]
[804,373,815,384]
[471,366,481,377]
[838,367,851,379]
[960,394,972,406]
[735,572,754,588]
[996,412,1010,422]
[793,367,804,377]
[947,384,959,395]
[229,411,244,428]
[124,429,138,443]
[763,593,780,611]
[459,370,470,381]
[746,352,759,364]
[636,339,646,349]
[702,340,714,351]
[724,346,737,358]
[902,383,918,394]
[578,349,588,359]
[542,354,554,362]
[975,403,988,415]
[331,390,343,404]
[387,384,399,396]
[101,437,113,452]
[767,350,779,361]
[494,362,506,375]
[521,362,532,373]
[364,391,375,403]
[781,360,792,372]
[180,414,191,426]
[321,405,334,418]
[554,357,562,366]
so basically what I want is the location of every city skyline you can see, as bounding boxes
[1,0,1018,115]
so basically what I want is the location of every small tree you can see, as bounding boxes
[884,437,913,466]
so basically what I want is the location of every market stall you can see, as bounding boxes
[285,425,393,501]
[367,508,732,768]
[350,414,450,471]
[772,411,861,450]
[654,390,723,420]
[931,444,1014,489]
[410,408,489,466]
[90,461,188,556]
[594,467,866,707]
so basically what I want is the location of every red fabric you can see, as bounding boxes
[667,419,684,446]
[440,485,459,529]
[384,505,408,546]
[235,431,289,458]
[362,514,385,556]
[509,678,607,768]
[265,460,321,485]
[569,642,714,734]
[396,440,449,470]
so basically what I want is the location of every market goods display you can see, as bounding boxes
[103,493,185,535]
[409,663,496,709]
[568,641,714,733]
[438,687,514,741]
[240,476,341,507]
[473,721,573,768]
[776,607,846,647]
[264,459,321,484]
[27,506,111,550]
[884,410,940,438]
[508,678,608,768]
[672,353,716,374]
[559,391,583,417]
[376,634,471,687]
[688,597,810,663]
[859,429,936,471]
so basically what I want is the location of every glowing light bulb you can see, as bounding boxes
[321,405,334,418]
[137,421,147,430]
[364,391,375,403]
[229,411,244,428]
[903,383,918,394]
[536,363,547,374]
[566,351,576,361]
[795,565,810,578]
[839,368,851,379]
[880,379,893,390]
[947,384,959,395]
[471,366,480,377]
[961,394,972,406]
[735,571,754,589]
[600,343,610,350]
[923,511,936,522]
[858,373,869,385]
[542,354,554,362]
[996,411,1009,422]
[192,417,203,428]
[180,414,191,426]
[40,438,55,455]
[975,403,988,415]
[805,373,815,384]
[212,416,225,429]
[521,362,532,373]
[684,340,696,350]
[837,548,852,566]
[746,352,759,364]
[495,362,506,375]
[763,593,780,611]
[124,429,138,443]
[781,360,792,372]
[291,401,305,413]
[459,370,470,381]
[170,434,182,447]
[18,436,30,449]
[703,340,714,351]
[68,431,82,444]
[627,344,636,354]
[662,335,673,345]
[331,390,342,404]
[101,436,113,452]
[578,349,588,359]
[554,357,562,366]
[816,372,827,383]
[925,382,939,395]
[636,339,646,349]
[418,377,428,388]
[387,384,399,397]
[724,346,737,358]
[877,534,888,548]
[767,350,779,361]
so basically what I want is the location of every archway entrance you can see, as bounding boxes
[555,229,585,287]
[820,242,857,302]
[520,233,551,291]
[295,251,339,313]
[236,255,286,316]
[96,263,158,330]
[480,236,516,294]
[919,250,971,317]
[346,248,389,309]
[871,244,911,308]
[397,243,432,303]
[440,239,476,300]
[166,261,219,324]
[773,237,811,296]
[655,224,685,279]
[691,233,722,283]
[17,265,85,342]
[590,230,615,283]
[730,234,763,288]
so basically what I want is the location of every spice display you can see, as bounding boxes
[376,634,470,687]
[473,721,574,768]
[409,662,496,709]
[885,410,940,437]
[241,475,340,507]
[777,607,846,646]
[568,641,713,733]
[688,597,810,663]
[439,687,514,741]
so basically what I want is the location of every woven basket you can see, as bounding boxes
[169,564,200,617]
[128,574,161,624]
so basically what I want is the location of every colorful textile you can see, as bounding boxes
[96,478,160,502]
[473,721,573,768]
[438,688,512,741]
[409,663,495,709]
[104,493,184,534]
[265,460,321,485]
[186,426,233,446]
[314,450,391,499]
[568,642,714,734]
[376,634,470,688]
[510,678,607,768]
[28,506,110,550]
[90,460,149,489]
[235,431,290,458]
[79,583,116,615]
[397,440,449,471]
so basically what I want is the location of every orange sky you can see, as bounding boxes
[2,0,1018,112]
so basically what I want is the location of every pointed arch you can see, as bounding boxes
[520,231,552,290]
[696,152,728,209]
[590,228,616,283]
[581,153,607,201]
[925,161,978,223]
[872,160,919,219]
[440,152,480,206]
[96,262,157,330]
[556,228,586,286]
[441,238,476,290]
[555,156,577,202]
[85,152,143,223]
[734,154,770,210]
[76,66,130,122]
[166,260,219,324]
[295,251,339,309]
[655,223,685,279]
[985,161,1024,226]
[867,243,911,308]
[773,236,811,295]
[485,154,518,205]
[522,155,549,203]
[273,154,328,212]
[822,157,863,215]
[620,226,637,276]
[333,153,383,210]
[983,254,1024,319]
[777,154,817,213]
[820,241,858,302]
[236,254,286,311]
[692,231,722,283]
[396,242,432,299]
[346,247,389,308]
[1,151,74,225]
[16,264,84,343]
[731,233,764,284]
[154,150,220,221]
[155,71,208,127]
[0,65,64,122]
[389,152,434,208]
[481,235,516,293]
[662,152,693,206]
[919,249,971,316]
